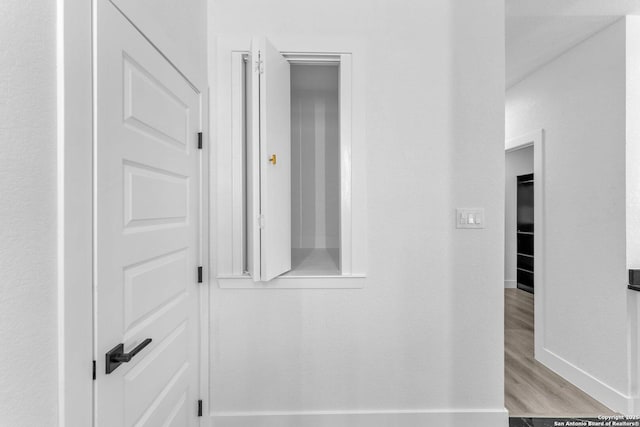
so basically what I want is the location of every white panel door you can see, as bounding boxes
[260,38,292,281]
[94,1,201,426]
[247,37,292,281]
[108,0,206,87]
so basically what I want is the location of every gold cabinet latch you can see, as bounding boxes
[269,154,277,165]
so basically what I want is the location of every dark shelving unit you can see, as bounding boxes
[517,173,534,293]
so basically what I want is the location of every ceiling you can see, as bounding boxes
[506,16,619,87]
[505,0,640,87]
[506,0,640,17]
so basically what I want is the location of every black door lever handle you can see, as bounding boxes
[105,338,152,374]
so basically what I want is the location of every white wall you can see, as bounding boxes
[506,19,630,411]
[210,1,506,426]
[504,147,534,288]
[0,1,58,425]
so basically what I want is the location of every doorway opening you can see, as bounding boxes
[504,133,615,418]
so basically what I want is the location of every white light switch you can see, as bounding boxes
[456,208,484,229]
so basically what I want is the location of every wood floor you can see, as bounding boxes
[505,288,615,417]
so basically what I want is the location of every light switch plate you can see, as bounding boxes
[456,208,485,229]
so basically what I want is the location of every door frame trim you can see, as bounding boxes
[56,0,94,425]
[505,129,545,361]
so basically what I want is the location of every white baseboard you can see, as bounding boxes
[210,409,508,427]
[504,280,517,288]
[538,347,631,414]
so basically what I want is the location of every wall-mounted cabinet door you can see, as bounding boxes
[246,37,292,282]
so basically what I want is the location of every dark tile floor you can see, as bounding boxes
[509,418,611,427]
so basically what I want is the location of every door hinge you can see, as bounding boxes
[92,360,96,380]
[197,266,203,283]
[197,399,203,417]
[256,54,264,74]
[197,132,203,149]
[258,214,265,229]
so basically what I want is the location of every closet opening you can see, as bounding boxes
[289,62,341,275]
[241,53,345,278]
